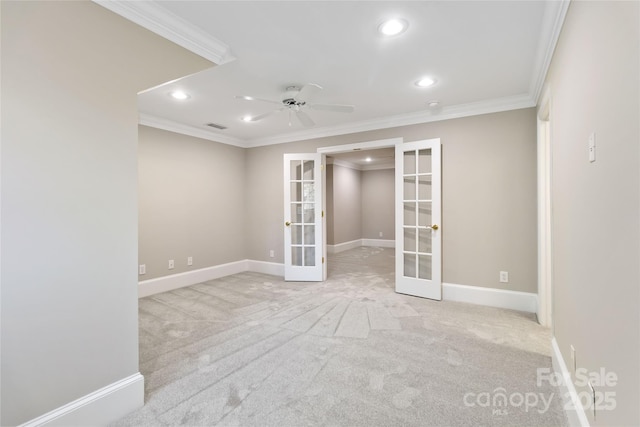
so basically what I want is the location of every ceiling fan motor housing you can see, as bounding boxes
[282,86,304,108]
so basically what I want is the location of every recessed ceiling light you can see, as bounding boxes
[378,19,408,36]
[427,101,440,107]
[241,115,253,122]
[415,77,436,88]
[169,90,190,100]
[365,157,372,162]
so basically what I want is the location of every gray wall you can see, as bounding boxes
[0,2,212,425]
[543,1,639,425]
[138,126,245,280]
[245,108,537,293]
[329,164,362,244]
[326,164,335,245]
[362,169,395,240]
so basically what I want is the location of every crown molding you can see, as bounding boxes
[93,0,235,65]
[327,158,394,172]
[139,114,248,148]
[245,93,535,148]
[140,94,534,150]
[530,0,571,103]
[328,158,360,170]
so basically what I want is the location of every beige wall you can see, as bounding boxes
[330,164,362,244]
[138,126,245,280]
[326,165,395,244]
[542,1,639,425]
[0,1,212,425]
[326,164,335,245]
[245,108,537,293]
[362,169,395,240]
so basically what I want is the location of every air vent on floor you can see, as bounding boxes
[205,122,227,130]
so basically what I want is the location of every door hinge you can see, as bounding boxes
[322,210,324,218]
[321,164,324,171]
[322,257,325,264]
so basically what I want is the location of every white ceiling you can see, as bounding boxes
[329,147,396,169]
[106,1,568,147]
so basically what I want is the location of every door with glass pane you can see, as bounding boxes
[284,153,324,281]
[395,139,442,300]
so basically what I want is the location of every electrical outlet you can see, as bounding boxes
[571,345,576,373]
[168,259,175,269]
[588,132,596,163]
[187,256,193,266]
[499,271,509,283]
[138,264,146,275]
[269,250,275,258]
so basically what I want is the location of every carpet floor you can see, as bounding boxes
[114,247,568,426]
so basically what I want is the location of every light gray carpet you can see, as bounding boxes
[114,247,567,426]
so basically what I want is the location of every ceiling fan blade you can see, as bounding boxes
[295,83,322,103]
[235,95,281,105]
[296,110,315,127]
[250,107,284,122]
[309,104,355,113]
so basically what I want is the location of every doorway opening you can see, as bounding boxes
[318,139,399,278]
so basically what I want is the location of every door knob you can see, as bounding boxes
[431,224,439,230]
[285,221,291,227]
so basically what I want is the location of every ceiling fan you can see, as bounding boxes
[236,83,355,128]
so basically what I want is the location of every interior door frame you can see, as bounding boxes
[537,87,553,328]
[317,137,403,268]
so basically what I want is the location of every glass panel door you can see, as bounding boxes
[395,139,442,300]
[284,153,324,281]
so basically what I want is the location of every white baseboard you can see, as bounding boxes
[361,238,395,248]
[138,260,248,298]
[327,239,395,254]
[327,239,362,254]
[138,260,537,316]
[21,373,144,427]
[247,260,284,277]
[442,282,538,313]
[551,337,590,426]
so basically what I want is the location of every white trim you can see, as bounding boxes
[531,0,571,103]
[247,260,285,277]
[361,238,395,248]
[139,114,247,148]
[327,239,362,254]
[93,1,234,65]
[327,239,396,254]
[318,138,402,154]
[137,95,539,151]
[20,373,144,427]
[551,338,591,427]
[362,163,394,171]
[537,85,553,327]
[137,261,541,316]
[329,158,360,170]
[327,158,394,172]
[138,260,248,298]
[442,282,538,313]
[247,94,534,147]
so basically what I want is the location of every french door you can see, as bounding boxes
[395,139,442,300]
[283,153,325,281]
